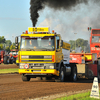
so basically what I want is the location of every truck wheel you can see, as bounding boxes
[22,74,30,81]
[70,66,77,82]
[55,67,65,82]
[16,63,19,66]
[4,56,10,64]
[60,67,65,82]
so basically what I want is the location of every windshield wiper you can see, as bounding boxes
[41,48,53,51]
[26,49,35,51]
[21,48,35,51]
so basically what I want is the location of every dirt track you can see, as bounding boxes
[0,64,100,100]
[0,74,99,100]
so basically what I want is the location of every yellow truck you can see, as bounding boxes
[15,27,77,82]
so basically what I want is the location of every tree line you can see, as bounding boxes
[69,38,90,52]
[0,36,90,53]
[0,36,15,52]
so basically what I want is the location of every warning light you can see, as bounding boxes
[52,30,54,33]
[88,27,89,31]
[25,30,28,34]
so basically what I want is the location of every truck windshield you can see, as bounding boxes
[20,36,55,51]
[92,36,100,43]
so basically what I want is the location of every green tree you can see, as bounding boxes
[6,40,12,47]
[0,36,6,43]
[69,40,75,50]
[10,45,15,51]
[12,43,15,46]
[5,46,10,52]
[69,38,89,52]
[0,44,3,50]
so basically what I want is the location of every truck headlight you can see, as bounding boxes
[20,65,24,69]
[20,63,25,69]
[49,66,54,69]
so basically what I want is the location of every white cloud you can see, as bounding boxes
[37,0,100,42]
[38,18,52,27]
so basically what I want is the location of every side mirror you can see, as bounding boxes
[60,40,63,47]
[15,37,18,49]
[57,40,59,49]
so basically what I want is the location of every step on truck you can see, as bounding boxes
[15,27,77,82]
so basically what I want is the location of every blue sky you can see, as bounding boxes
[0,0,100,43]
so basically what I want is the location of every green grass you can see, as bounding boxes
[54,91,100,100]
[0,68,18,74]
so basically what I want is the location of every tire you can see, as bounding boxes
[22,74,30,81]
[16,57,19,66]
[16,63,19,66]
[60,67,66,82]
[70,66,77,82]
[10,60,13,64]
[13,57,16,64]
[55,67,65,82]
[4,56,10,64]
[9,57,13,64]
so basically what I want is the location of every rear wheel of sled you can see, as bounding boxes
[22,74,30,81]
[4,56,10,64]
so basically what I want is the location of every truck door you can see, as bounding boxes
[55,36,63,63]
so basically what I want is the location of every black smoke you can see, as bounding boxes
[30,0,45,27]
[30,0,88,27]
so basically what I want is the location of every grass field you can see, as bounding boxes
[54,91,100,100]
[0,68,18,73]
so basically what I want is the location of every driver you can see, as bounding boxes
[29,40,32,45]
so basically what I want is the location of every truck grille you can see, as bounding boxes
[21,55,52,62]
[29,56,44,59]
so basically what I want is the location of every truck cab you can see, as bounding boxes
[15,27,77,82]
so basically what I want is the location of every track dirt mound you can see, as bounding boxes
[0,64,18,69]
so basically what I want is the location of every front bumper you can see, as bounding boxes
[19,69,59,76]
